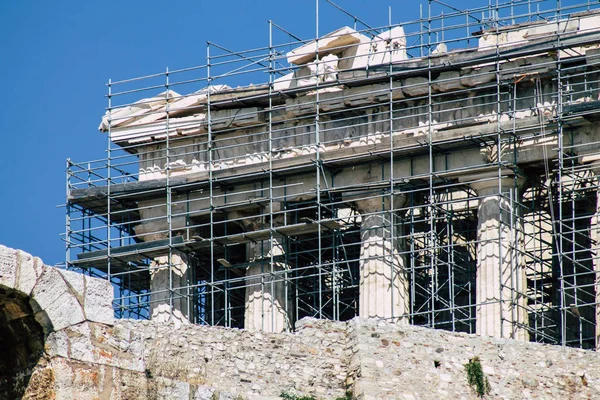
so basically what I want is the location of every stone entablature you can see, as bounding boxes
[97,13,600,183]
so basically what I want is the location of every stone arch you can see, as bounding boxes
[0,285,45,399]
[0,245,114,398]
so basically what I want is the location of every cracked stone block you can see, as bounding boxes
[30,268,73,314]
[58,269,85,304]
[0,245,17,289]
[15,250,45,296]
[31,268,86,333]
[46,329,69,358]
[84,275,114,325]
[432,71,464,92]
[402,77,430,97]
[460,66,495,87]
[40,291,86,332]
[67,323,96,363]
[1,246,46,296]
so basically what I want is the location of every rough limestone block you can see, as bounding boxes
[30,268,70,314]
[30,268,85,332]
[67,323,96,363]
[402,77,429,97]
[0,244,46,297]
[38,291,86,333]
[46,329,70,358]
[0,244,17,289]
[50,358,101,400]
[32,309,54,336]
[194,386,218,400]
[432,71,464,92]
[154,377,191,399]
[119,338,146,372]
[84,275,114,325]
[15,250,45,296]
[58,269,85,303]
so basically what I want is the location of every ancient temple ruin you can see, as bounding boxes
[66,0,600,350]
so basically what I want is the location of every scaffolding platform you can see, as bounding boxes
[65,0,600,348]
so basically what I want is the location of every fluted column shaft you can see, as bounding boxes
[471,178,528,340]
[355,197,409,322]
[592,191,600,349]
[244,233,290,333]
[150,252,191,326]
[584,160,600,349]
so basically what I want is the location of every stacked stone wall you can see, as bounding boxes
[3,245,600,399]
[349,318,600,399]
[36,317,600,400]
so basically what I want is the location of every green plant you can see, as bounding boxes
[280,390,352,400]
[280,391,315,400]
[333,392,353,400]
[464,356,491,398]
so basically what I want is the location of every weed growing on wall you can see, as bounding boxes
[280,391,353,400]
[465,356,491,398]
[280,392,315,400]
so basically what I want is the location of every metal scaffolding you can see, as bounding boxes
[65,0,600,349]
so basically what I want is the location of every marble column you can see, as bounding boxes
[594,186,600,350]
[583,159,600,349]
[354,197,409,322]
[150,252,191,326]
[471,178,528,340]
[244,235,290,333]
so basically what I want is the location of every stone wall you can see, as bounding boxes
[3,244,600,399]
[348,319,600,400]
[41,319,349,400]
[31,316,600,400]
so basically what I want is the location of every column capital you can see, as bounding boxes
[352,194,407,214]
[465,173,526,197]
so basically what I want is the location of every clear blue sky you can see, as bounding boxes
[0,0,582,265]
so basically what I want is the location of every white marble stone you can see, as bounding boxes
[0,244,17,289]
[244,237,290,333]
[584,158,600,349]
[150,253,192,327]
[84,275,115,325]
[471,178,528,341]
[355,197,409,321]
